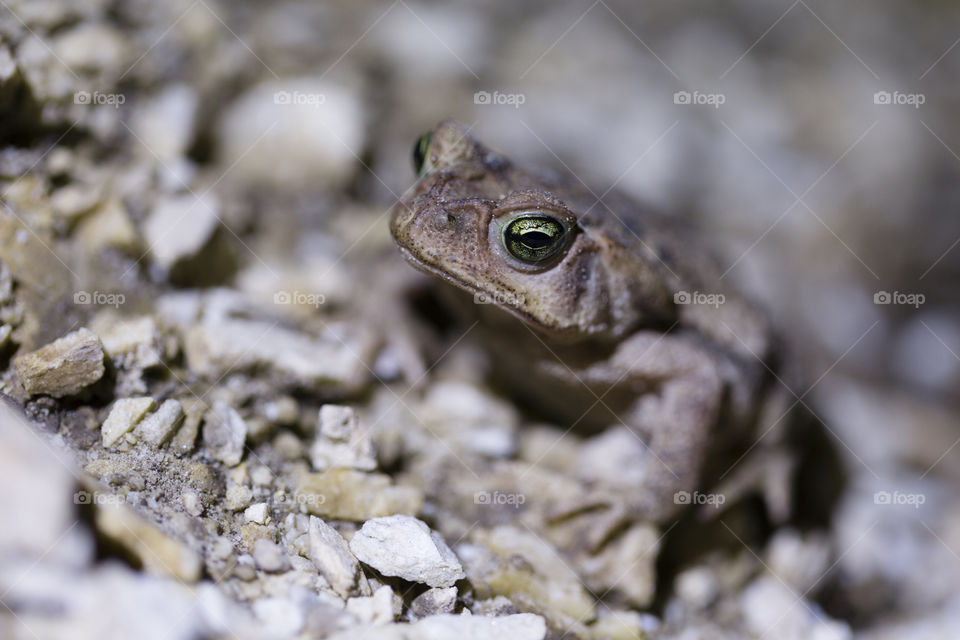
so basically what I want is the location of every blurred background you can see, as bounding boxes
[2,0,960,636]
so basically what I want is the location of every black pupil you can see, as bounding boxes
[412,132,431,174]
[522,231,552,249]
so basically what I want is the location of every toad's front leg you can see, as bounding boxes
[595,331,725,522]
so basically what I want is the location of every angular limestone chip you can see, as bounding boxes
[14,327,105,397]
[310,404,376,472]
[144,193,220,270]
[307,516,368,599]
[202,402,247,466]
[94,499,202,582]
[295,469,422,521]
[137,398,184,447]
[345,584,394,625]
[102,397,155,447]
[349,515,465,588]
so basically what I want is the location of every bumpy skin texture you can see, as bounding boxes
[391,121,780,522]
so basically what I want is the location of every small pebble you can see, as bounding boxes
[252,539,290,573]
[244,503,269,525]
[102,397,155,447]
[349,515,465,588]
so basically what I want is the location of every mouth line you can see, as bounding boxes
[396,246,541,328]
[397,246,485,296]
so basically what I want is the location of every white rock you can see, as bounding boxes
[138,399,185,447]
[0,43,16,81]
[252,596,304,638]
[244,503,268,525]
[308,516,367,599]
[182,490,203,517]
[53,23,127,72]
[311,404,377,472]
[423,381,518,458]
[102,397,155,447]
[250,466,274,487]
[741,576,851,640]
[328,613,547,640]
[218,77,364,190]
[675,566,718,610]
[253,539,290,573]
[77,197,141,254]
[91,314,163,371]
[319,404,359,440]
[144,193,220,270]
[767,529,831,594]
[131,84,198,161]
[184,318,369,390]
[224,483,253,511]
[202,402,247,466]
[0,402,86,563]
[346,584,395,626]
[1,562,248,640]
[349,515,465,588]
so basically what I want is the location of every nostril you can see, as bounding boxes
[433,210,457,229]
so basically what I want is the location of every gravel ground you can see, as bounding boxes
[1,1,959,639]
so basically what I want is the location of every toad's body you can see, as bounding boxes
[391,121,783,522]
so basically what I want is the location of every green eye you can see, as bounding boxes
[502,214,569,263]
[412,131,432,176]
